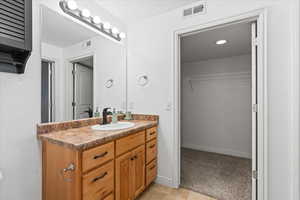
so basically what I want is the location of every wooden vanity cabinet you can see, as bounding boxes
[42,142,82,200]
[42,126,158,200]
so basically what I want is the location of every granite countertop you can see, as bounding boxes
[38,120,158,151]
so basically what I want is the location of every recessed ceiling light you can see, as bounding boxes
[216,40,227,45]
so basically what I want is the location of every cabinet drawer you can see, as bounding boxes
[83,161,114,200]
[146,127,157,142]
[116,131,145,156]
[82,142,114,173]
[146,139,157,164]
[146,159,157,187]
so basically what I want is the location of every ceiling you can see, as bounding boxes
[41,6,97,48]
[181,22,252,63]
[95,0,199,24]
[94,0,280,25]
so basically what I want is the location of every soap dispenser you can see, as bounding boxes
[111,108,118,124]
[125,111,133,120]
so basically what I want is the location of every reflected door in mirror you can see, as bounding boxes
[73,62,93,120]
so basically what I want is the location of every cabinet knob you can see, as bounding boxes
[131,155,138,161]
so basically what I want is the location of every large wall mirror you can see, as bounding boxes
[40,5,127,123]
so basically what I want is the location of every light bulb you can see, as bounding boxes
[81,9,91,18]
[103,22,111,30]
[216,40,227,45]
[66,0,77,10]
[93,16,101,24]
[112,27,119,34]
[119,32,126,39]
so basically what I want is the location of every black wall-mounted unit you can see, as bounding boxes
[0,0,32,74]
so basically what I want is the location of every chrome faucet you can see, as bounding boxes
[102,107,112,125]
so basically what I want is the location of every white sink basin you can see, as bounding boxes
[91,122,135,131]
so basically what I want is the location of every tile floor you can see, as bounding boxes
[138,183,216,200]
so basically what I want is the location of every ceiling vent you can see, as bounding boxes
[81,40,92,49]
[183,3,206,17]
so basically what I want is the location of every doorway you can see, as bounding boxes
[71,56,94,120]
[180,21,255,200]
[173,14,266,200]
[41,60,55,123]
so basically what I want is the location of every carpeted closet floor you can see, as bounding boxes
[181,148,252,200]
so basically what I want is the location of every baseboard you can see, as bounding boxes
[155,175,173,187]
[182,143,251,159]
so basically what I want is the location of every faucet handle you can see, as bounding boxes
[102,107,111,113]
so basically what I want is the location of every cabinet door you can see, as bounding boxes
[132,145,145,198]
[116,151,134,200]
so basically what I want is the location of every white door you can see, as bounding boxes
[73,63,93,119]
[251,22,258,200]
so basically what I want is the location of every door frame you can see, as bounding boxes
[41,59,56,123]
[172,9,268,200]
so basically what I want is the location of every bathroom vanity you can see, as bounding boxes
[37,115,158,200]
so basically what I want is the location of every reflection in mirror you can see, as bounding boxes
[71,56,93,120]
[40,5,126,123]
[41,60,55,123]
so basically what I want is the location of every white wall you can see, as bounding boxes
[181,55,252,158]
[0,0,127,199]
[127,0,299,199]
[0,1,41,199]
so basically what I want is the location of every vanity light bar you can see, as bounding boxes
[59,0,126,42]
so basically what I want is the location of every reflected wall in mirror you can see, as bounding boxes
[40,5,127,123]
